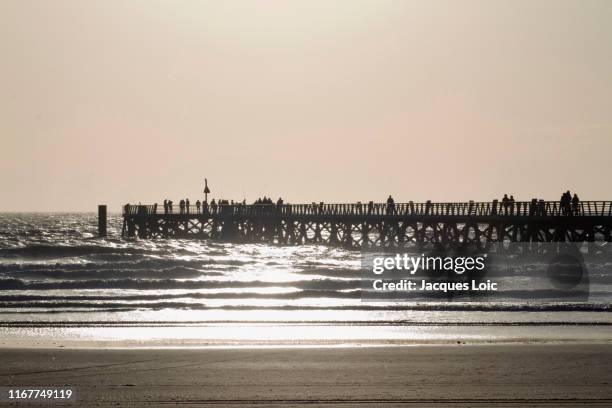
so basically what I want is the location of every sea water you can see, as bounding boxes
[0,213,610,347]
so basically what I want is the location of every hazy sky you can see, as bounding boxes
[1,0,611,211]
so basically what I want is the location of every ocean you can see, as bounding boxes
[0,213,610,347]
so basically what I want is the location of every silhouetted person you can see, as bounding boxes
[559,192,565,215]
[185,198,190,214]
[538,199,546,216]
[509,195,515,215]
[210,199,217,214]
[196,200,201,213]
[560,191,571,215]
[502,194,509,215]
[529,198,537,216]
[572,193,580,215]
[386,195,395,215]
[179,199,185,214]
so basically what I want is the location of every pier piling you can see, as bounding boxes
[98,205,107,237]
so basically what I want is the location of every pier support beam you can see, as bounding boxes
[98,205,107,237]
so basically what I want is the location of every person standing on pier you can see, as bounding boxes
[179,199,185,214]
[210,199,217,214]
[386,195,396,215]
[502,194,509,215]
[509,195,515,215]
[196,200,201,214]
[560,191,572,215]
[185,198,190,214]
[572,193,580,215]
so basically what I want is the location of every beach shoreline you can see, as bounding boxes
[1,343,610,406]
[1,322,610,349]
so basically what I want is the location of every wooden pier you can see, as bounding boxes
[121,200,612,248]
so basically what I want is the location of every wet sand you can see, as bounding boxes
[0,344,610,407]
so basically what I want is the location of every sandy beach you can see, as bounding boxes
[0,344,610,407]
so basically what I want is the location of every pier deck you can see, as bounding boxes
[121,201,612,247]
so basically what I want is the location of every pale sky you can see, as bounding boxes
[1,0,611,211]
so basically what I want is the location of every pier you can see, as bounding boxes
[120,200,612,248]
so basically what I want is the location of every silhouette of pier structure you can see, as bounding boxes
[121,200,612,248]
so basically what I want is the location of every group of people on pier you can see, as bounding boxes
[159,196,287,215]
[498,191,580,216]
[560,191,581,215]
[127,192,585,218]
[254,197,274,205]
[163,198,211,215]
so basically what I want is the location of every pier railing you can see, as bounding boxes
[123,201,612,218]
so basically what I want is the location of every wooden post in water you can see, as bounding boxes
[98,205,107,237]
